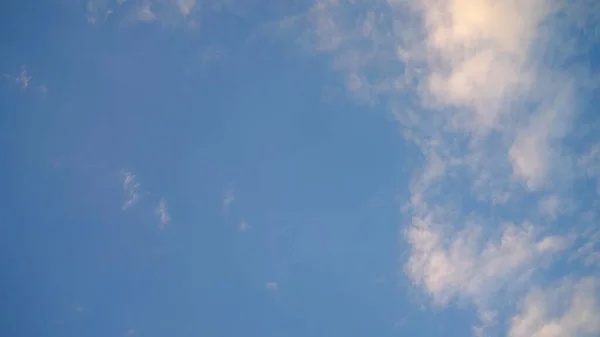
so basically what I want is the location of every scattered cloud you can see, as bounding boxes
[580,144,600,195]
[1,66,46,94]
[222,187,235,214]
[16,66,31,89]
[266,282,278,291]
[177,0,196,17]
[86,0,116,23]
[156,199,170,229]
[571,228,600,269]
[136,1,156,22]
[539,195,564,219]
[121,170,140,210]
[238,220,249,232]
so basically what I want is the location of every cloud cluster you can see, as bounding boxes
[295,0,600,335]
[86,0,249,27]
[2,65,47,94]
[120,170,170,229]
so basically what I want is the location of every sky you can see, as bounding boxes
[1,1,600,337]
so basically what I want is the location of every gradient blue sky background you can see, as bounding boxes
[1,1,600,337]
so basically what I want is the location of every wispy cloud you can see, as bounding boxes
[177,0,196,17]
[16,65,31,89]
[87,0,113,24]
[539,194,564,219]
[222,187,235,214]
[156,199,170,229]
[571,228,600,269]
[85,0,202,26]
[580,144,600,195]
[136,1,156,22]
[121,170,140,210]
[238,220,249,232]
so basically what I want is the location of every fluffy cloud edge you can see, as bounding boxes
[282,0,600,335]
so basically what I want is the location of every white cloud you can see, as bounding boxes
[121,170,140,210]
[408,0,544,127]
[156,199,170,229]
[509,277,600,337]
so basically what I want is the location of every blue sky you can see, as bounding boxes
[1,1,600,337]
